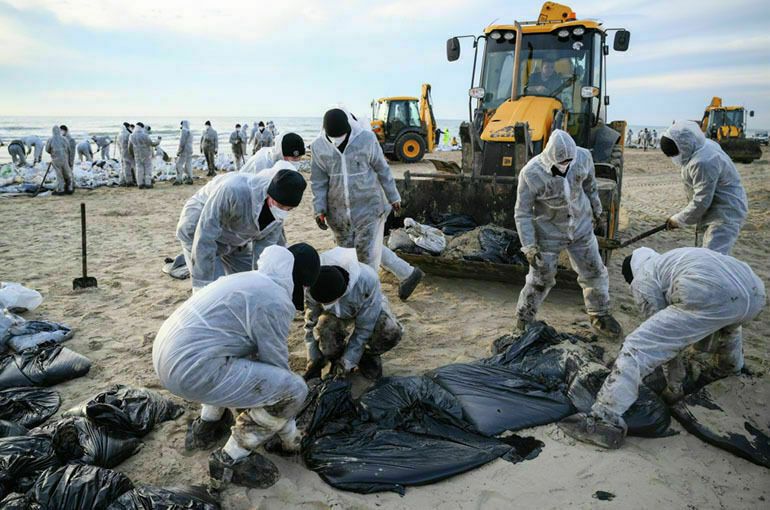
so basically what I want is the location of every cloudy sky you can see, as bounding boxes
[1,0,768,127]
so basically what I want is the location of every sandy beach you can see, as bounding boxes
[1,147,768,509]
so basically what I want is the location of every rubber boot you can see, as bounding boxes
[358,352,383,380]
[398,268,424,301]
[185,411,233,451]
[209,448,279,490]
[590,314,623,339]
[558,412,626,449]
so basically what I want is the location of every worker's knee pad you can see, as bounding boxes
[369,311,403,355]
[315,314,348,359]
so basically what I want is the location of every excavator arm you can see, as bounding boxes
[420,83,437,152]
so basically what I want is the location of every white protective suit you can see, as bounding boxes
[229,129,245,170]
[200,125,219,175]
[514,129,609,323]
[176,120,193,183]
[129,126,160,187]
[7,140,27,166]
[664,121,748,255]
[62,132,76,168]
[22,135,44,164]
[176,162,294,290]
[252,127,274,154]
[76,140,93,162]
[117,125,135,185]
[93,135,112,160]
[309,111,414,282]
[304,248,402,371]
[153,245,307,452]
[44,126,73,193]
[592,247,765,425]
[249,123,259,148]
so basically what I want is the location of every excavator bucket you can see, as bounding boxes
[719,138,762,164]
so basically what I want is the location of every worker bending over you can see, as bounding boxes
[153,244,320,488]
[560,247,765,449]
[659,120,748,255]
[310,108,424,301]
[514,129,621,337]
[303,247,403,380]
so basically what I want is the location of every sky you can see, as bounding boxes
[1,0,768,128]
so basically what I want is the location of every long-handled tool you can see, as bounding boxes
[32,162,53,197]
[73,203,98,289]
[599,223,668,250]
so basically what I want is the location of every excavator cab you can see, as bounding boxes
[371,84,437,163]
[700,97,761,163]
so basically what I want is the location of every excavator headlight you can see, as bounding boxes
[572,27,585,36]
[557,29,570,38]
[503,31,515,40]
[490,31,502,40]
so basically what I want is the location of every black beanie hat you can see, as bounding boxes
[310,266,350,304]
[281,133,306,158]
[288,243,321,311]
[258,121,265,127]
[205,120,211,126]
[267,169,306,207]
[659,136,679,157]
[622,254,634,284]
[323,109,351,137]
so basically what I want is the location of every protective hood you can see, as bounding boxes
[51,125,62,140]
[538,129,577,171]
[319,247,361,296]
[256,245,294,300]
[630,247,659,279]
[271,133,289,163]
[662,121,706,165]
[181,120,190,130]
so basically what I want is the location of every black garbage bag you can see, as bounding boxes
[0,420,27,438]
[32,417,142,468]
[0,435,61,498]
[302,377,530,495]
[671,376,770,468]
[107,485,220,510]
[462,226,525,265]
[0,342,91,389]
[427,213,477,236]
[64,385,184,437]
[0,492,40,509]
[30,464,134,510]
[0,387,61,428]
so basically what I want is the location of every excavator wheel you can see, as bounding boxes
[395,133,426,163]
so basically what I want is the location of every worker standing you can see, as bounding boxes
[173,120,194,185]
[310,108,424,301]
[153,244,321,489]
[200,121,219,177]
[252,121,274,154]
[559,247,766,449]
[303,247,403,380]
[117,122,135,186]
[129,122,161,189]
[659,120,748,255]
[60,125,77,169]
[45,125,74,195]
[514,129,621,337]
[230,124,245,171]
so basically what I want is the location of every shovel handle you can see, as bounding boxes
[618,223,668,249]
[80,203,88,278]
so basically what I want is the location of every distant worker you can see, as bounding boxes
[22,135,44,164]
[514,129,621,337]
[153,244,321,489]
[248,121,260,150]
[240,123,249,154]
[659,120,748,254]
[7,139,27,167]
[443,129,451,147]
[76,139,93,162]
[229,124,246,171]
[176,164,307,291]
[174,120,194,185]
[311,108,424,301]
[626,129,633,146]
[303,247,403,380]
[451,136,459,147]
[129,122,161,189]
[559,247,766,449]
[252,121,274,154]
[242,132,305,175]
[200,121,219,177]
[526,56,563,96]
[651,129,658,149]
[92,135,113,160]
[60,125,77,169]
[267,120,278,138]
[45,125,74,195]
[117,122,135,186]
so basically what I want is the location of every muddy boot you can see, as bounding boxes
[558,413,626,449]
[398,268,424,301]
[515,319,533,333]
[173,180,182,186]
[358,352,383,380]
[303,358,326,381]
[206,170,216,177]
[184,177,194,185]
[590,314,622,339]
[209,449,279,490]
[185,413,233,451]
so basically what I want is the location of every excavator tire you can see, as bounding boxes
[395,133,426,163]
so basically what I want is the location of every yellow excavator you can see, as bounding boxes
[371,83,437,163]
[700,97,761,163]
[391,2,630,286]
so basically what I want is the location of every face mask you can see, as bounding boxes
[555,161,570,172]
[329,134,347,147]
[671,154,683,166]
[269,204,289,222]
[322,299,340,311]
[259,127,264,132]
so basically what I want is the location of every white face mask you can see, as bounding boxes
[259,127,264,132]
[671,154,683,166]
[269,204,289,222]
[329,134,347,147]
[322,299,340,310]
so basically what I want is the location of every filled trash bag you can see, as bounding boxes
[64,385,184,437]
[0,420,27,438]
[107,485,220,510]
[29,464,134,510]
[0,342,91,389]
[671,376,770,468]
[444,226,526,265]
[427,213,477,236]
[302,378,533,495]
[161,254,190,280]
[0,387,61,428]
[32,417,142,468]
[3,317,74,353]
[0,282,43,313]
[0,492,39,510]
[403,218,446,255]
[0,435,61,498]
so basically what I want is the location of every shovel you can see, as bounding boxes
[32,162,53,197]
[599,223,668,250]
[73,203,98,290]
